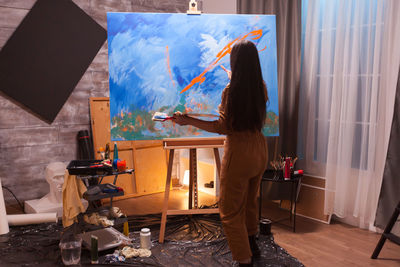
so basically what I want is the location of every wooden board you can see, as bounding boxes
[164,137,225,149]
[280,174,331,223]
[296,183,331,223]
[90,97,110,155]
[89,97,167,198]
[133,145,167,194]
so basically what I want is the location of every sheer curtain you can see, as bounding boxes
[298,0,400,229]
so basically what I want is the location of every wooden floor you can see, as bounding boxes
[113,186,218,215]
[113,188,400,267]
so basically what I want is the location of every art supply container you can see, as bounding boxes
[77,130,94,159]
[260,219,272,235]
[123,221,129,237]
[284,157,291,180]
[105,143,110,159]
[99,147,105,160]
[113,142,118,159]
[140,228,151,249]
[117,160,127,171]
[112,142,119,171]
[59,237,82,265]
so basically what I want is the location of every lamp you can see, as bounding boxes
[183,170,190,186]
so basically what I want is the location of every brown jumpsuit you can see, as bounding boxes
[202,85,269,261]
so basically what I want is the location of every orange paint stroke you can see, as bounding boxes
[120,110,124,118]
[166,46,175,87]
[220,64,229,73]
[259,45,267,52]
[180,29,264,94]
[136,115,143,127]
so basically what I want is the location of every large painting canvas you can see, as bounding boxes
[107,13,279,141]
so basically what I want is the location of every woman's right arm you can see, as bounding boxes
[173,114,228,134]
[173,86,230,134]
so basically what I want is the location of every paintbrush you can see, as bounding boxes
[152,112,219,122]
[220,65,231,79]
[152,112,174,121]
[184,113,219,118]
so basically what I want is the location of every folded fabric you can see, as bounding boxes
[62,170,87,227]
[120,246,152,258]
[83,213,114,227]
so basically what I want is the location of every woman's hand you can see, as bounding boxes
[173,111,190,126]
[226,70,231,79]
[220,65,231,79]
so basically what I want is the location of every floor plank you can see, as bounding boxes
[261,202,400,267]
[114,187,218,216]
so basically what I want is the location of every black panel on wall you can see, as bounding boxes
[0,0,107,123]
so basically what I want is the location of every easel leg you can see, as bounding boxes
[189,148,198,209]
[371,201,400,259]
[213,148,221,182]
[159,149,174,243]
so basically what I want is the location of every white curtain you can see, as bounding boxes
[298,0,400,230]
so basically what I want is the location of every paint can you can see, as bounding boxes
[259,219,272,235]
[140,228,151,249]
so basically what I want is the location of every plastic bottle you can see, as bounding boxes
[90,235,98,264]
[105,143,110,159]
[113,142,118,159]
[112,142,119,171]
[123,221,129,237]
[99,147,105,160]
[140,228,151,249]
[284,157,291,180]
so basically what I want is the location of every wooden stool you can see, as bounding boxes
[158,138,225,243]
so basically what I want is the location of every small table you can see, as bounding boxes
[259,171,302,232]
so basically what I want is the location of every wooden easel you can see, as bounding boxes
[371,200,400,259]
[158,137,225,243]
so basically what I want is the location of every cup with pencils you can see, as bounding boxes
[269,156,298,180]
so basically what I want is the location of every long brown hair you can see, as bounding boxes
[226,40,268,131]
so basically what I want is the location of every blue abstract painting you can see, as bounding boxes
[107,13,279,141]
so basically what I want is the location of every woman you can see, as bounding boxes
[173,40,268,266]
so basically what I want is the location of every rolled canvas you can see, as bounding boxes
[0,178,10,235]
